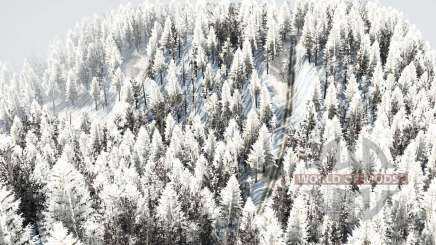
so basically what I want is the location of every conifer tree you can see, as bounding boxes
[0,184,32,245]
[238,198,258,244]
[10,115,25,147]
[134,126,150,171]
[229,48,245,85]
[147,22,161,64]
[165,60,182,109]
[220,175,242,243]
[324,78,338,120]
[153,49,167,85]
[250,70,262,109]
[65,70,78,106]
[105,37,122,75]
[243,108,260,154]
[258,203,285,245]
[44,155,95,240]
[259,87,273,128]
[46,222,83,245]
[220,38,234,70]
[247,136,265,182]
[156,183,187,244]
[203,64,215,96]
[242,39,254,76]
[207,26,217,64]
[286,193,307,244]
[90,77,100,110]
[160,17,173,51]
[112,68,123,102]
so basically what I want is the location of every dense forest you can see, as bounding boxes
[0,0,436,244]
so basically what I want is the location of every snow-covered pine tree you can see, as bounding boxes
[242,39,254,77]
[229,48,245,86]
[44,155,97,241]
[264,9,279,74]
[203,63,215,97]
[259,86,273,128]
[146,22,161,70]
[65,70,78,106]
[90,77,100,110]
[257,202,285,245]
[165,60,182,110]
[247,136,265,182]
[160,17,173,52]
[153,49,167,85]
[46,222,83,245]
[207,26,217,64]
[111,67,123,102]
[243,108,260,156]
[0,1,436,244]
[10,115,25,147]
[0,183,32,245]
[249,70,262,109]
[286,193,307,244]
[104,37,122,76]
[238,198,258,244]
[156,183,187,244]
[220,38,234,71]
[220,175,242,243]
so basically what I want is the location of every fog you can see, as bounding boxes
[0,0,434,68]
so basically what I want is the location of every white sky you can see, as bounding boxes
[0,0,435,68]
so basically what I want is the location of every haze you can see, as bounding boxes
[0,0,434,68]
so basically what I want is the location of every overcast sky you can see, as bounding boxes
[0,0,435,68]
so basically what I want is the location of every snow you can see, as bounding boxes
[251,179,267,207]
[290,61,322,124]
[248,43,322,208]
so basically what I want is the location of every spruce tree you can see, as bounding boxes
[0,184,32,245]
[44,155,95,240]
[220,175,242,243]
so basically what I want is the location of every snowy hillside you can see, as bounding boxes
[1,0,436,244]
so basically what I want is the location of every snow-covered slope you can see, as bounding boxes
[0,0,436,244]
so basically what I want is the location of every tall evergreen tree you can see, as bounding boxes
[0,183,32,245]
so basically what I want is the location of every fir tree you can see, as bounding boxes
[44,155,95,240]
[65,70,78,106]
[46,222,83,245]
[0,183,32,245]
[153,49,167,85]
[112,68,123,102]
[90,77,100,110]
[156,183,187,244]
[238,198,258,244]
[220,175,242,243]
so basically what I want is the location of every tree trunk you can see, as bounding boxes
[266,57,269,75]
[266,47,269,74]
[178,36,181,60]
[103,85,108,108]
[182,63,185,86]
[160,72,163,86]
[212,47,215,64]
[184,96,187,118]
[205,86,208,99]
[52,95,56,113]
[323,80,328,100]
[255,163,258,182]
[191,78,195,110]
[142,81,147,109]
